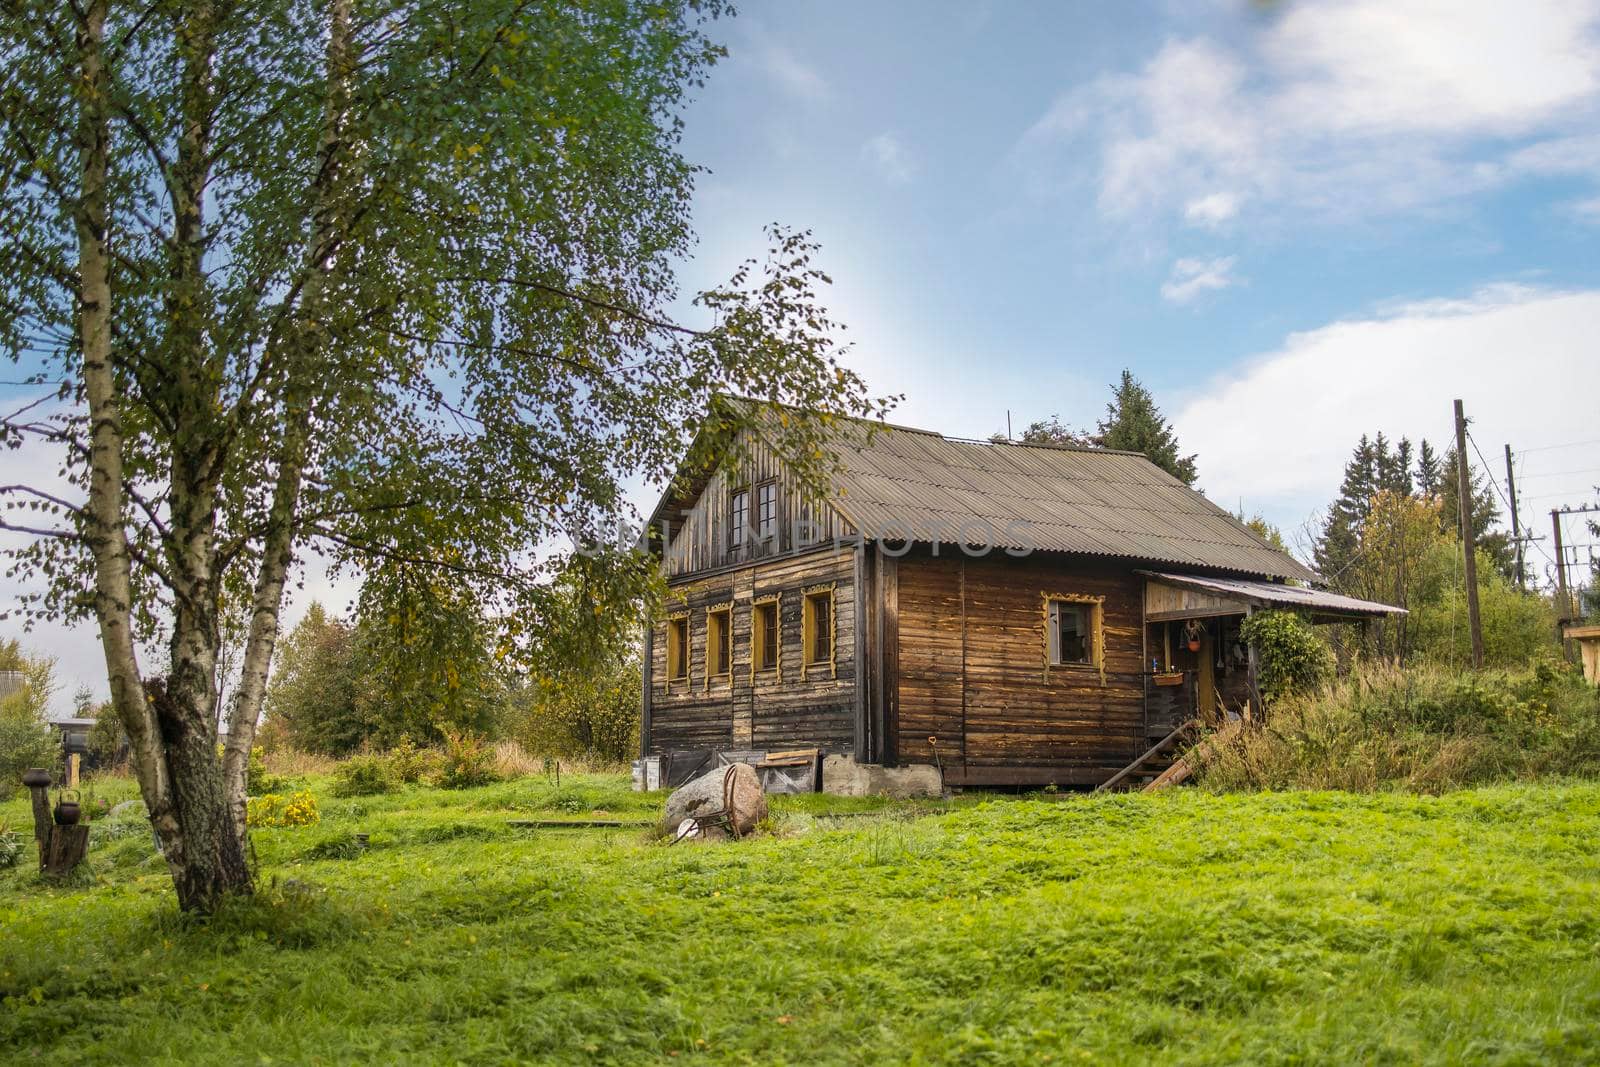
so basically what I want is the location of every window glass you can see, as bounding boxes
[756,482,777,539]
[730,489,749,547]
[667,617,689,679]
[1047,600,1092,665]
[708,609,731,676]
[804,590,832,665]
[754,601,779,671]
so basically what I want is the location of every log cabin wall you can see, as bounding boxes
[892,547,1147,786]
[660,429,851,579]
[647,545,859,754]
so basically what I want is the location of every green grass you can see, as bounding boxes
[4,774,1600,1064]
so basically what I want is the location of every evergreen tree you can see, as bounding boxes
[1437,447,1514,576]
[1315,435,1378,584]
[1387,437,1416,497]
[1095,370,1198,485]
[1416,440,1441,497]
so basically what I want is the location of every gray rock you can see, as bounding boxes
[659,763,766,838]
[110,800,146,818]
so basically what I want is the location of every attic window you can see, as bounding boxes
[730,488,749,547]
[756,481,777,540]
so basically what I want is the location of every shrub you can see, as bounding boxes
[86,709,126,767]
[0,823,22,869]
[1196,661,1600,794]
[435,729,500,790]
[330,755,396,798]
[1239,610,1333,705]
[511,654,640,764]
[384,735,433,784]
[0,645,59,799]
[247,791,321,828]
[248,746,289,794]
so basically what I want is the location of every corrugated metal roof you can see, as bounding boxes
[826,421,1320,582]
[1139,571,1406,616]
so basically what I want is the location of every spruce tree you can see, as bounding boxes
[1315,435,1378,584]
[1437,446,1514,577]
[1095,370,1198,485]
[1416,440,1441,497]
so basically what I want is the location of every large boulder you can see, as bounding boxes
[659,763,766,838]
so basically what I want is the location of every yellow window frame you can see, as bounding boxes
[1042,592,1105,685]
[802,582,837,678]
[704,602,733,689]
[751,594,782,681]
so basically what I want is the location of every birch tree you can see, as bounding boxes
[1,0,888,911]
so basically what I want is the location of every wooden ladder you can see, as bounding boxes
[1141,717,1245,792]
[1094,720,1198,794]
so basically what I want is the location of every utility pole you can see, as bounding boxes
[1552,508,1570,622]
[1453,400,1484,668]
[1504,443,1524,590]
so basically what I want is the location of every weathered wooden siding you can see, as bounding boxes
[648,546,858,754]
[1145,579,1241,621]
[893,548,1147,785]
[661,429,853,578]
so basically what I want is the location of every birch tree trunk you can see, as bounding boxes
[74,0,188,893]
[222,0,352,840]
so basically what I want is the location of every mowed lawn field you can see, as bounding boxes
[4,775,1600,1065]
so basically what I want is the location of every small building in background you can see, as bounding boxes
[48,717,98,770]
[1564,624,1600,686]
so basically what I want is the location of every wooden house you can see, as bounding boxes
[641,409,1402,790]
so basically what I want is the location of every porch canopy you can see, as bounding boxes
[1138,570,1407,624]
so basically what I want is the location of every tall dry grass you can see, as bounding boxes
[490,739,629,778]
[261,748,339,778]
[1195,659,1600,794]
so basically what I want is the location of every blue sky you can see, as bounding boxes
[672,0,1600,548]
[8,0,1600,710]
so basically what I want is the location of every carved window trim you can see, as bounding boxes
[751,593,782,681]
[802,581,838,679]
[1042,592,1105,685]
[704,602,733,690]
[665,610,691,688]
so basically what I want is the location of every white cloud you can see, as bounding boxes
[1174,286,1600,544]
[1161,255,1239,303]
[1572,195,1600,224]
[1267,1,1600,135]
[1022,0,1600,224]
[1184,191,1240,227]
[861,132,917,185]
[749,40,832,103]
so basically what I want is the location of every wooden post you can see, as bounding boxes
[1453,400,1484,669]
[1505,443,1524,590]
[23,768,52,849]
[1553,509,1571,621]
[21,768,90,879]
[1553,509,1575,662]
[67,752,80,789]
[1244,607,1262,723]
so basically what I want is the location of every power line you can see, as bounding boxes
[1516,437,1600,456]
[1516,466,1600,481]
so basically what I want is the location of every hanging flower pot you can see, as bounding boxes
[1184,620,1203,653]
